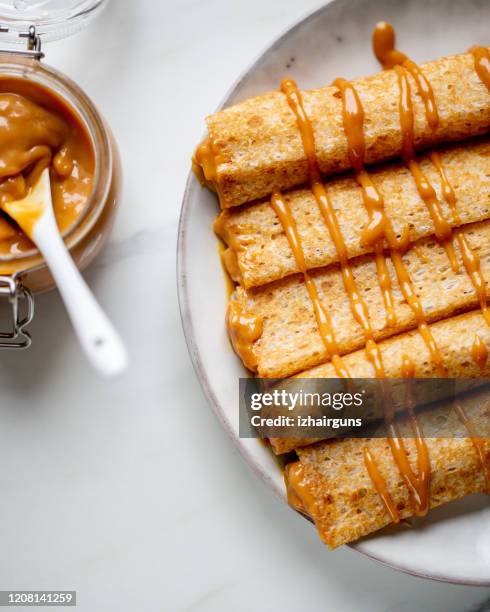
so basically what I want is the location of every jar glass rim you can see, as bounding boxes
[0,53,112,265]
[0,0,108,42]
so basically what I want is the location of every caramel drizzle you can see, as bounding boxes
[217,240,237,299]
[372,22,438,127]
[453,401,490,493]
[430,150,490,326]
[363,447,400,523]
[359,24,448,519]
[194,138,217,183]
[333,73,446,374]
[284,462,319,517]
[400,354,415,378]
[226,300,263,372]
[332,77,397,327]
[270,192,350,378]
[280,78,385,378]
[421,48,490,496]
[363,354,431,520]
[373,23,460,273]
[394,64,459,272]
[387,356,431,516]
[385,430,431,517]
[193,137,229,207]
[326,72,433,520]
[371,27,448,374]
[471,334,488,370]
[367,20,490,521]
[330,77,408,251]
[471,46,490,92]
[390,250,446,374]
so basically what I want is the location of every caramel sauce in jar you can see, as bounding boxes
[0,77,95,257]
[0,55,120,294]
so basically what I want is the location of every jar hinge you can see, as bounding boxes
[0,276,34,349]
[0,25,44,60]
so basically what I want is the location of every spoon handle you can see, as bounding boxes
[33,176,128,378]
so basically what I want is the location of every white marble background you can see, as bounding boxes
[0,0,488,610]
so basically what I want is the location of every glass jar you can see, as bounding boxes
[0,0,121,348]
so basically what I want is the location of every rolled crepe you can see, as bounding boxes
[216,140,490,288]
[231,220,490,378]
[288,391,490,548]
[270,309,490,454]
[196,51,490,208]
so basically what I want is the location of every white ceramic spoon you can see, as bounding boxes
[2,168,128,378]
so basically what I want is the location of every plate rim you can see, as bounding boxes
[176,0,490,586]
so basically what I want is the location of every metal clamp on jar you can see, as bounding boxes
[0,274,33,348]
[0,0,121,350]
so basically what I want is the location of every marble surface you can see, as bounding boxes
[0,0,488,610]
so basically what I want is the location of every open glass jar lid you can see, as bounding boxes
[0,0,107,41]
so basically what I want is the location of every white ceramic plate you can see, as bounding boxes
[177,0,490,584]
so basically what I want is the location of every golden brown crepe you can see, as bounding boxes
[270,309,490,454]
[196,51,490,208]
[288,391,490,548]
[216,140,490,288]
